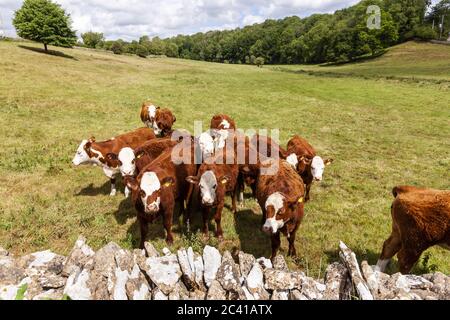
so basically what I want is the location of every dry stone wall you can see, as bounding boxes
[0,236,448,300]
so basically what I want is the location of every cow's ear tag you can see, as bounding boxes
[221,179,227,185]
[136,152,144,159]
[163,181,172,188]
[298,197,304,203]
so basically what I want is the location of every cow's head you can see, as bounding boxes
[197,131,216,160]
[105,147,136,177]
[127,172,174,214]
[262,192,303,234]
[72,137,98,166]
[153,109,176,137]
[186,169,229,207]
[308,156,333,181]
[141,103,160,129]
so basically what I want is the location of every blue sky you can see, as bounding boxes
[0,0,439,41]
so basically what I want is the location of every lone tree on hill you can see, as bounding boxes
[13,0,77,52]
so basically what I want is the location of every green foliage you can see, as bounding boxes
[15,284,28,300]
[135,44,149,58]
[110,40,124,55]
[13,0,77,51]
[254,56,265,67]
[421,252,438,273]
[413,25,438,40]
[81,32,104,49]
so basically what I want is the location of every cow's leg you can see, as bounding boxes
[184,185,194,232]
[397,246,425,274]
[270,233,281,260]
[138,215,148,249]
[124,186,131,198]
[375,225,402,272]
[305,183,312,202]
[231,188,238,215]
[214,203,225,240]
[110,177,117,196]
[202,207,211,238]
[287,231,298,257]
[163,205,175,245]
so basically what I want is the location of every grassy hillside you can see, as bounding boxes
[0,41,449,276]
[271,41,450,82]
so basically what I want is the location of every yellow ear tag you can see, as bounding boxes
[163,182,172,188]
[298,197,304,203]
[221,179,227,185]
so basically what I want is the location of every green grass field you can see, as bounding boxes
[0,40,449,276]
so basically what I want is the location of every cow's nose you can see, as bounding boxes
[315,177,322,182]
[262,225,272,234]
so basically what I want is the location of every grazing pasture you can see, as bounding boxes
[0,40,449,276]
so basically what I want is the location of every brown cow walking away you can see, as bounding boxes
[375,186,450,274]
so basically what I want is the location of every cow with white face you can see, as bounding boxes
[210,114,236,152]
[285,135,333,202]
[140,102,176,137]
[72,128,155,197]
[126,148,197,248]
[197,131,216,161]
[186,155,239,240]
[255,159,306,260]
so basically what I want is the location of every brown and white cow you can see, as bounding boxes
[126,144,197,248]
[285,135,333,202]
[254,159,306,260]
[140,101,176,137]
[209,114,237,150]
[186,148,240,240]
[72,127,155,196]
[375,186,450,274]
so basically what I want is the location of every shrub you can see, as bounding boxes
[414,26,438,40]
[254,57,265,67]
[136,44,149,58]
[111,41,123,55]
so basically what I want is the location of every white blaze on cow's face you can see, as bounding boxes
[311,156,325,181]
[198,132,215,159]
[263,192,285,234]
[118,147,136,177]
[286,153,298,170]
[72,140,91,166]
[199,170,218,206]
[140,172,161,213]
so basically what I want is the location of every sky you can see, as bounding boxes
[0,0,440,41]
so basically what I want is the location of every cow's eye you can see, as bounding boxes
[140,191,146,198]
[213,184,217,189]
[131,159,135,164]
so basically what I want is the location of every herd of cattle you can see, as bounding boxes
[72,102,450,274]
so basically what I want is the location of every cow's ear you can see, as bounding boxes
[89,136,96,143]
[125,177,139,191]
[106,153,118,161]
[135,150,145,159]
[186,176,199,185]
[172,114,177,123]
[219,175,230,185]
[324,158,334,166]
[162,177,175,188]
[287,195,304,208]
[300,156,312,165]
[241,166,251,174]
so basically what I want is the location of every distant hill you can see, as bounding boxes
[272,41,450,82]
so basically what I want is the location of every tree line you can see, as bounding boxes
[11,0,450,64]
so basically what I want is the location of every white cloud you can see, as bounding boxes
[0,0,397,41]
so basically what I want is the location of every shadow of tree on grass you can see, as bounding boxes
[19,45,77,60]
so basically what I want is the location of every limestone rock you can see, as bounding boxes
[19,250,65,277]
[64,268,92,300]
[264,269,303,291]
[189,289,206,300]
[323,262,351,300]
[0,255,26,285]
[245,263,269,300]
[216,251,244,299]
[271,290,289,300]
[193,252,205,290]
[427,272,450,299]
[206,280,227,300]
[62,236,95,277]
[238,251,255,278]
[256,257,272,270]
[152,287,168,300]
[145,253,181,295]
[177,248,198,291]
[169,281,190,300]
[273,255,289,272]
[290,289,309,300]
[144,242,159,258]
[203,246,221,288]
[301,276,325,300]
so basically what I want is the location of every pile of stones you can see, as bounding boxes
[0,237,448,300]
